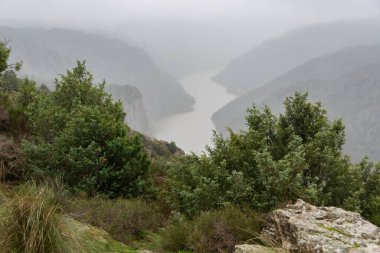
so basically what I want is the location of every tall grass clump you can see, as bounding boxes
[0,183,81,253]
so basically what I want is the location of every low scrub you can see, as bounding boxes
[158,206,264,253]
[0,135,22,182]
[66,198,166,244]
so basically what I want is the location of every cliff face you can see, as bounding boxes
[105,84,150,135]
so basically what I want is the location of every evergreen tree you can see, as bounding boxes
[22,61,150,198]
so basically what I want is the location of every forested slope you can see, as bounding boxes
[213,44,380,161]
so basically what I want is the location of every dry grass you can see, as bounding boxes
[0,183,82,253]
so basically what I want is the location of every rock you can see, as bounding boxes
[262,199,380,253]
[105,84,151,134]
[235,244,285,253]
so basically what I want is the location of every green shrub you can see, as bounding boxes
[66,198,166,243]
[22,62,150,198]
[164,93,380,220]
[158,207,263,253]
[0,183,81,253]
[188,207,263,253]
[156,214,192,252]
[0,135,22,182]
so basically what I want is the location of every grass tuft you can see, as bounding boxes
[0,183,82,253]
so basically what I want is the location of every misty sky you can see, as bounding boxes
[0,0,379,29]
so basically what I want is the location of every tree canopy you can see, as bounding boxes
[164,93,380,223]
[22,61,150,198]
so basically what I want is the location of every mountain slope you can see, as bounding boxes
[105,84,150,134]
[214,19,380,95]
[0,26,194,122]
[212,45,380,161]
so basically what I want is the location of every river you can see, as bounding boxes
[153,70,236,154]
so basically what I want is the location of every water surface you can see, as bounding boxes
[153,70,236,153]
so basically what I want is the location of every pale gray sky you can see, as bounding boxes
[0,0,379,29]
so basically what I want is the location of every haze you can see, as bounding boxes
[1,0,380,155]
[1,0,379,25]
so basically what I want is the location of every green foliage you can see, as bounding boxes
[22,61,150,198]
[156,215,191,252]
[164,93,378,223]
[0,41,22,81]
[0,136,22,182]
[0,41,10,75]
[157,207,263,253]
[342,158,380,226]
[66,198,166,244]
[0,70,20,91]
[0,81,31,140]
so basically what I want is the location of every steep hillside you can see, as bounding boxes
[214,19,380,95]
[0,27,194,122]
[212,45,380,161]
[105,84,150,134]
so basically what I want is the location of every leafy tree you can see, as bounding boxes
[22,61,150,198]
[0,70,20,91]
[0,41,10,75]
[0,41,21,79]
[165,93,369,218]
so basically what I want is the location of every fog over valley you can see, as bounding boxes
[2,1,380,252]
[1,0,380,157]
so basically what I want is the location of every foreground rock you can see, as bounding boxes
[235,244,285,253]
[260,199,380,253]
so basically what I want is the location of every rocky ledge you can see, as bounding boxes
[237,199,380,253]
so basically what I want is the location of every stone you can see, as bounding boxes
[261,199,380,253]
[235,244,285,253]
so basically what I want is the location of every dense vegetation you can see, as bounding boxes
[0,41,379,252]
[213,44,380,162]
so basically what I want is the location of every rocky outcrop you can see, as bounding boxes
[235,244,285,253]
[259,199,380,253]
[106,84,151,134]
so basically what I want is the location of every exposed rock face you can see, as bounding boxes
[105,84,151,134]
[235,244,285,253]
[262,199,380,253]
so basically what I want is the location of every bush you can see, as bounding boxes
[156,214,192,252]
[0,135,22,182]
[0,183,81,253]
[188,207,263,253]
[22,62,150,198]
[165,93,379,219]
[158,207,263,253]
[66,198,166,243]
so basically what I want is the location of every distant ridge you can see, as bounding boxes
[213,44,380,161]
[0,26,194,124]
[214,19,380,95]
